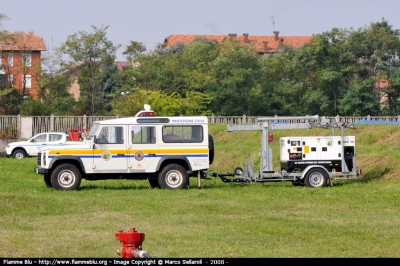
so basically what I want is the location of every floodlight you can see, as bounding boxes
[344,122,356,129]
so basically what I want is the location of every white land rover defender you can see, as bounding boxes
[34,105,214,190]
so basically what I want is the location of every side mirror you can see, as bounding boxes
[92,135,97,149]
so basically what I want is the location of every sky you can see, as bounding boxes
[2,0,400,61]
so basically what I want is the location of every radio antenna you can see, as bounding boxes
[268,16,275,31]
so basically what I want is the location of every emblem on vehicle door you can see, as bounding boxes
[134,151,144,161]
[101,151,112,161]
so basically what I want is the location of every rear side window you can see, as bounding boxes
[49,134,63,141]
[162,126,203,143]
[32,134,46,142]
[131,126,156,144]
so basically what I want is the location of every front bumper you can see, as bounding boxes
[34,167,49,174]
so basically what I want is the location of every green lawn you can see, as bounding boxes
[1,124,400,258]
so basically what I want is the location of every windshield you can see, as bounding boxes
[87,123,100,140]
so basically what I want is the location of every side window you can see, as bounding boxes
[8,74,13,87]
[22,52,31,67]
[32,134,46,142]
[8,53,13,66]
[97,126,124,144]
[23,75,32,88]
[131,126,156,144]
[49,134,62,142]
[162,126,203,143]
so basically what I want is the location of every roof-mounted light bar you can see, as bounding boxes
[135,104,156,117]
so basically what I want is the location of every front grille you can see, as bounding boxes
[37,152,42,166]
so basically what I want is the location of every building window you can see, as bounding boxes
[23,75,31,88]
[22,52,31,66]
[8,74,13,87]
[0,54,4,75]
[8,53,13,66]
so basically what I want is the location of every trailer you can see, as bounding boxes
[216,115,362,188]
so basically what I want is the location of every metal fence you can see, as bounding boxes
[1,114,400,140]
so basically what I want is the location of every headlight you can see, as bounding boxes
[43,152,47,166]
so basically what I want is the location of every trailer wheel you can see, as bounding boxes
[148,178,160,188]
[50,164,82,190]
[234,167,243,175]
[158,164,188,190]
[44,174,52,188]
[304,168,328,188]
[12,149,26,159]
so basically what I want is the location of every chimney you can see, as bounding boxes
[263,40,269,52]
[274,31,280,41]
[278,38,284,49]
[228,33,237,42]
[243,33,249,43]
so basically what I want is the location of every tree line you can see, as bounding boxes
[1,14,400,117]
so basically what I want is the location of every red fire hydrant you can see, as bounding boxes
[115,228,152,258]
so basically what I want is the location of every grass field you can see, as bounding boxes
[1,123,400,258]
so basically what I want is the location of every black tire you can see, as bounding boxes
[304,168,328,188]
[208,134,214,164]
[148,178,160,188]
[50,164,82,190]
[234,167,243,175]
[44,174,52,188]
[12,149,26,159]
[158,164,188,190]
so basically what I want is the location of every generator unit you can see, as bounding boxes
[280,136,355,173]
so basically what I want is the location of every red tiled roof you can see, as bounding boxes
[116,61,132,70]
[165,32,313,53]
[375,79,390,89]
[0,32,46,51]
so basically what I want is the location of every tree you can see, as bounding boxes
[0,13,20,115]
[36,50,77,115]
[209,39,263,115]
[96,54,120,114]
[339,78,380,116]
[123,40,146,62]
[58,25,121,115]
[112,88,212,116]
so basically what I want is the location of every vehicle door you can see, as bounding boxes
[128,125,158,172]
[26,133,48,156]
[92,125,129,173]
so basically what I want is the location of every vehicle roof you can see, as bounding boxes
[93,116,209,125]
[36,132,66,134]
